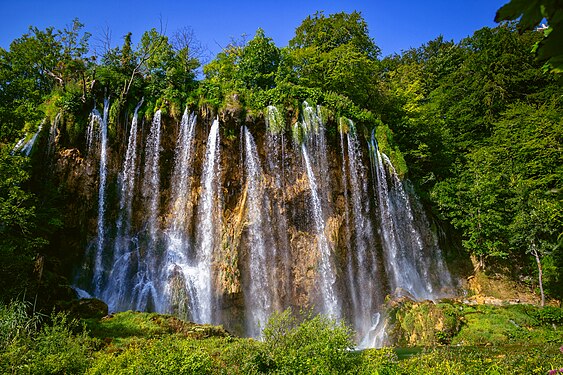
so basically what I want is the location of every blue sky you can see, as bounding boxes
[1,0,508,59]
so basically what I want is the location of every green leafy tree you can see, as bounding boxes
[287,11,381,110]
[0,150,45,300]
[289,11,380,59]
[0,19,91,142]
[236,28,280,90]
[495,0,563,73]
[494,102,563,304]
[201,42,242,106]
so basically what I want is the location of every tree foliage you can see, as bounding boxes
[289,11,380,59]
[495,0,563,73]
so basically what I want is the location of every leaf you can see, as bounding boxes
[495,0,544,30]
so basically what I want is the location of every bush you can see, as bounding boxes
[532,306,563,325]
[87,337,213,375]
[262,309,358,374]
[397,346,562,374]
[0,300,41,350]
[0,301,92,374]
[358,348,399,375]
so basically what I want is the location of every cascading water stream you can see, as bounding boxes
[340,120,380,340]
[298,103,340,318]
[119,100,144,231]
[264,105,291,308]
[163,110,198,319]
[243,126,276,337]
[143,110,162,245]
[168,110,197,234]
[301,143,340,318]
[46,113,60,158]
[132,109,162,311]
[18,123,43,156]
[91,99,109,295]
[101,100,143,310]
[339,127,356,316]
[193,118,222,323]
[369,133,452,301]
[369,134,414,296]
[384,153,452,298]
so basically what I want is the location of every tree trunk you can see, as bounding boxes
[531,243,545,307]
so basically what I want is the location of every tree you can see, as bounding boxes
[237,28,280,90]
[289,11,380,59]
[287,12,381,110]
[0,19,91,143]
[495,0,563,73]
[494,102,563,304]
[0,150,44,300]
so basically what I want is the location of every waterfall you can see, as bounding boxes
[131,109,163,311]
[163,110,197,319]
[46,113,60,158]
[298,103,339,318]
[72,100,457,347]
[340,120,381,340]
[15,123,43,156]
[301,144,339,318]
[369,133,452,301]
[91,99,109,295]
[193,118,222,323]
[340,127,355,316]
[168,110,197,234]
[143,110,162,245]
[116,100,143,241]
[101,100,143,311]
[243,126,276,337]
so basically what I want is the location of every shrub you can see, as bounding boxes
[87,337,213,375]
[262,308,358,374]
[0,301,92,374]
[532,306,563,325]
[358,348,399,375]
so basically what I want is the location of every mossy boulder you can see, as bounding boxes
[68,298,109,319]
[387,299,463,346]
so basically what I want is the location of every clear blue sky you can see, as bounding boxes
[1,0,508,59]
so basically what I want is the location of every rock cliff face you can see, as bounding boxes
[51,102,455,347]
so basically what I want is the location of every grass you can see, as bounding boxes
[84,310,230,348]
[1,300,562,374]
[398,345,562,375]
[452,304,562,346]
